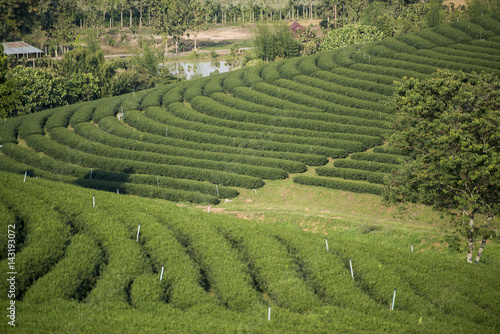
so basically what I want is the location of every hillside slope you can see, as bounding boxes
[1,14,500,203]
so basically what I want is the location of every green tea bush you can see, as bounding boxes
[278,57,302,79]
[45,104,80,130]
[222,70,245,92]
[23,233,104,303]
[141,108,346,157]
[451,20,496,40]
[351,52,437,75]
[432,25,473,43]
[333,159,400,173]
[141,88,162,108]
[390,52,497,73]
[293,175,383,195]
[211,93,389,139]
[350,63,430,81]
[189,96,388,141]
[92,96,124,122]
[0,116,23,144]
[424,47,500,63]
[161,86,184,106]
[396,33,437,49]
[0,185,71,298]
[372,146,406,156]
[293,75,389,103]
[261,60,283,83]
[68,102,97,127]
[449,42,500,56]
[316,166,387,184]
[203,74,225,95]
[330,66,398,86]
[184,77,208,102]
[379,38,416,53]
[26,134,265,188]
[101,114,328,165]
[317,49,344,70]
[242,64,264,86]
[232,86,322,113]
[253,82,391,126]
[120,89,149,111]
[130,273,167,308]
[297,53,320,75]
[466,39,500,51]
[350,152,406,165]
[416,29,455,46]
[216,223,322,312]
[75,121,306,174]
[17,109,54,138]
[311,70,395,96]
[471,16,500,35]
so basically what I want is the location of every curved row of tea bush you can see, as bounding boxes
[74,121,306,174]
[316,166,387,185]
[49,126,288,180]
[24,134,265,189]
[99,116,328,166]
[127,109,345,158]
[211,92,389,131]
[293,175,383,195]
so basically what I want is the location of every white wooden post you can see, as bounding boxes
[325,238,329,252]
[391,289,396,310]
[23,172,27,183]
[349,259,354,280]
[268,307,271,321]
[160,266,165,281]
[136,224,141,242]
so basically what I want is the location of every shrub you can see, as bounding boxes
[316,166,387,184]
[293,175,384,195]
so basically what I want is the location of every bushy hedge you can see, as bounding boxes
[416,29,455,46]
[471,15,500,35]
[76,121,306,174]
[432,25,473,44]
[396,32,437,50]
[351,51,437,75]
[293,74,389,103]
[448,42,500,56]
[379,38,416,54]
[372,146,406,156]
[0,184,71,298]
[253,82,391,126]
[50,126,287,181]
[0,149,226,203]
[203,74,225,95]
[141,86,167,108]
[333,158,400,173]
[451,20,496,40]
[425,47,500,64]
[311,70,395,96]
[17,109,54,138]
[260,60,283,83]
[45,104,80,130]
[161,85,184,106]
[297,53,320,75]
[350,152,406,165]
[68,101,98,127]
[232,86,322,113]
[242,64,264,86]
[189,96,388,143]
[23,233,104,303]
[0,116,23,144]
[293,174,383,195]
[216,223,322,312]
[316,166,387,184]
[92,96,124,122]
[211,92,389,141]
[26,133,266,188]
[140,107,347,158]
[100,115,328,165]
[222,70,245,92]
[184,77,208,102]
[120,89,149,112]
[350,63,430,81]
[152,210,263,311]
[317,49,344,70]
[331,65,398,86]
[278,57,302,79]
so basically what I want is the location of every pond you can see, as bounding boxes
[162,60,231,79]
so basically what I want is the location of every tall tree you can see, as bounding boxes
[386,70,499,264]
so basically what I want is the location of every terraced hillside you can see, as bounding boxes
[0,172,499,332]
[1,15,500,202]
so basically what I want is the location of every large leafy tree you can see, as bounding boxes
[386,70,499,264]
